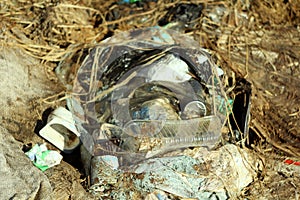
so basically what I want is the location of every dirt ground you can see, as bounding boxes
[0,0,299,199]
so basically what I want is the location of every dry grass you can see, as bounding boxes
[1,0,300,198]
[1,0,299,161]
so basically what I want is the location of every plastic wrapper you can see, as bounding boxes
[25,143,63,171]
[68,27,227,169]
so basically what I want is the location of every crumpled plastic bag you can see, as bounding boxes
[67,27,228,169]
[25,143,63,171]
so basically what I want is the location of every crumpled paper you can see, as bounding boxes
[25,143,63,171]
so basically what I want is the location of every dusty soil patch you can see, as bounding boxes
[0,47,90,199]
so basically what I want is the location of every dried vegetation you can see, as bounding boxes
[1,0,299,198]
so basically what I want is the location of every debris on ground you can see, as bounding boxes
[25,143,63,171]
[0,0,299,199]
[87,144,261,199]
[39,107,81,153]
[0,47,91,199]
[0,126,53,199]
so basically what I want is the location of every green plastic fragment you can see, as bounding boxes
[217,96,233,115]
[34,150,51,171]
[25,144,62,171]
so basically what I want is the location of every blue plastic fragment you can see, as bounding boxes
[120,0,141,3]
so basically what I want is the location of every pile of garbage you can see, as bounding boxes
[33,27,256,199]
[63,27,227,168]
[1,0,300,198]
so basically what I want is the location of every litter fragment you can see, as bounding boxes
[132,144,259,199]
[284,159,300,166]
[39,107,80,153]
[25,143,63,171]
[120,0,141,3]
[158,3,204,30]
[86,144,260,199]
[145,190,169,200]
[99,155,119,170]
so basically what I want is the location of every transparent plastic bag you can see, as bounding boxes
[68,27,227,168]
